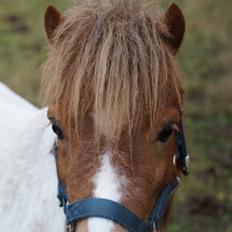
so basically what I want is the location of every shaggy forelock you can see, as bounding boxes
[42,0,183,141]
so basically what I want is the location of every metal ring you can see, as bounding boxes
[66,224,74,232]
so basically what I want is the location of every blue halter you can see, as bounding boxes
[53,120,189,232]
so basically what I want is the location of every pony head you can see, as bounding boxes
[42,1,185,231]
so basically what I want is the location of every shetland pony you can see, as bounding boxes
[42,0,186,231]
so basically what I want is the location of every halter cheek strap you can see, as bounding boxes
[176,120,189,175]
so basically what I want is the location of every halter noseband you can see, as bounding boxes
[53,120,189,232]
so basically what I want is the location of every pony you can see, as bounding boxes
[42,0,186,231]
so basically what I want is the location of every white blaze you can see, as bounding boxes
[88,151,122,232]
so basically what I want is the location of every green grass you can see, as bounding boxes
[0,0,68,103]
[0,0,231,231]
[165,1,232,231]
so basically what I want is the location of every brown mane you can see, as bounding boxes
[41,0,183,142]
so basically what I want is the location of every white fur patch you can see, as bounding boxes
[88,152,123,232]
[0,83,65,232]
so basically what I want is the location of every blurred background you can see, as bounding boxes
[0,0,231,231]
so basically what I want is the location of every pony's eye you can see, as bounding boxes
[157,126,173,143]
[52,123,64,140]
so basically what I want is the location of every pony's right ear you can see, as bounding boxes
[44,5,62,43]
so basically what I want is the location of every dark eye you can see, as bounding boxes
[52,123,64,140]
[157,126,173,142]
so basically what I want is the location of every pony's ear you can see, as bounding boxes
[159,3,185,54]
[44,5,62,43]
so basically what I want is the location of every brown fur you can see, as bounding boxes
[42,1,185,231]
[159,3,185,54]
[44,5,63,43]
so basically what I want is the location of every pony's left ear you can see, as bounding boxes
[44,5,63,43]
[159,3,185,54]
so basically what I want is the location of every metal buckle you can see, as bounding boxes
[182,153,190,175]
[185,153,190,167]
[152,222,157,232]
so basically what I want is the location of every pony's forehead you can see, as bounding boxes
[43,0,183,140]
